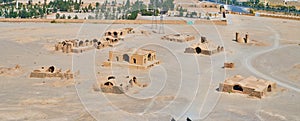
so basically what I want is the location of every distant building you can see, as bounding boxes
[100,75,147,94]
[103,48,160,69]
[30,66,74,79]
[219,75,277,98]
[184,36,224,55]
[54,28,134,53]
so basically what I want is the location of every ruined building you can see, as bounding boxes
[161,34,195,42]
[100,75,147,94]
[103,48,160,69]
[55,28,134,53]
[184,36,224,55]
[30,66,74,79]
[0,64,22,76]
[104,27,134,40]
[235,32,250,43]
[219,75,277,98]
[55,39,110,53]
[224,62,235,69]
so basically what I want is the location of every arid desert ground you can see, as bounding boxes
[0,14,300,121]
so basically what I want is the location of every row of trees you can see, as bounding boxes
[55,13,78,19]
[1,0,176,19]
[1,3,45,18]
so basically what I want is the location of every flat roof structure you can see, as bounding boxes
[219,75,277,98]
[102,48,160,69]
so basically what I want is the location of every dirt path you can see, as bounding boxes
[244,25,300,92]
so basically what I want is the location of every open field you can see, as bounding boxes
[0,14,299,121]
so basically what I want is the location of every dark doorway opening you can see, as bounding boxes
[108,76,115,80]
[233,85,243,92]
[133,58,137,64]
[48,66,55,73]
[267,85,272,92]
[195,47,201,54]
[123,54,129,62]
[113,32,118,37]
[104,82,113,86]
[148,54,151,61]
[107,32,112,36]
[79,41,84,46]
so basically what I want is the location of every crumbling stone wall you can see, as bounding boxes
[162,34,195,42]
[30,66,74,79]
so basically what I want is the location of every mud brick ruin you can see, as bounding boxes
[161,34,195,42]
[104,27,134,40]
[103,48,160,69]
[224,62,235,69]
[0,65,22,76]
[30,66,74,79]
[235,32,250,43]
[55,39,101,53]
[55,28,134,53]
[184,36,224,55]
[219,75,277,98]
[100,75,147,94]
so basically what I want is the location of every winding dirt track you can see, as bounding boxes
[244,25,300,92]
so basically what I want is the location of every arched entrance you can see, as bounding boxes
[113,32,118,37]
[79,41,84,46]
[133,58,137,64]
[48,66,55,73]
[233,85,243,92]
[267,85,271,92]
[107,32,112,36]
[195,47,201,54]
[104,82,114,86]
[108,76,115,80]
[148,54,152,61]
[123,54,129,62]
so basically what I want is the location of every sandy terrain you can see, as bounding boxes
[0,14,299,121]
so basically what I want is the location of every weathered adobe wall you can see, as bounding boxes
[100,86,124,94]
[30,72,73,79]
[220,83,264,98]
[131,54,145,65]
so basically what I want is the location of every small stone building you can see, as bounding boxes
[235,32,250,43]
[184,36,224,55]
[161,34,195,42]
[224,62,234,68]
[219,75,277,98]
[100,75,147,94]
[30,66,73,79]
[103,48,160,69]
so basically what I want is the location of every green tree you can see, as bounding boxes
[88,3,92,11]
[96,2,100,8]
[55,13,60,19]
[125,0,130,9]
[60,14,66,19]
[74,14,78,19]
